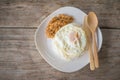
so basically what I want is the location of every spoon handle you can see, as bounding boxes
[93,33,99,68]
[88,43,95,70]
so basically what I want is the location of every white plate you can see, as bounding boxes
[35,6,103,73]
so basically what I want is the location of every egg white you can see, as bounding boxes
[53,23,87,60]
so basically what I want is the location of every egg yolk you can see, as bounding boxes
[69,32,80,44]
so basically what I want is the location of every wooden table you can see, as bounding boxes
[0,0,120,80]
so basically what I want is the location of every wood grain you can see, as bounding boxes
[0,0,120,80]
[0,29,120,80]
[0,0,120,28]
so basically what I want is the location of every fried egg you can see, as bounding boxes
[53,23,87,60]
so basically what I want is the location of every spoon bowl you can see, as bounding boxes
[87,12,98,32]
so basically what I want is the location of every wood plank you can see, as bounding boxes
[0,0,120,28]
[0,28,120,80]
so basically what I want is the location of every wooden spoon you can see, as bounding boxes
[83,16,95,70]
[87,12,99,68]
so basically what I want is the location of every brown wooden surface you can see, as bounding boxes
[0,0,120,80]
[0,0,120,28]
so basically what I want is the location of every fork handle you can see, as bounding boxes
[93,33,99,68]
[89,44,95,70]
